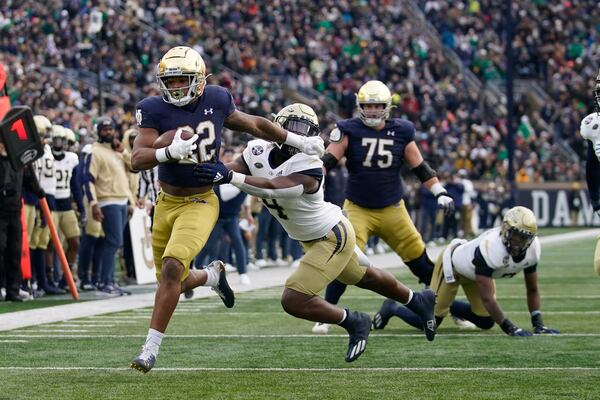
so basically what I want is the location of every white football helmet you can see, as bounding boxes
[501,206,537,258]
[34,115,52,139]
[274,103,320,156]
[157,46,207,107]
[355,80,393,127]
[51,125,67,152]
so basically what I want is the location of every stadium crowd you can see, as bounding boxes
[0,0,593,301]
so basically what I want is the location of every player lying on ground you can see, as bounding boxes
[193,103,437,362]
[371,206,559,336]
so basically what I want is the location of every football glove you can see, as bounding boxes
[501,318,533,337]
[284,132,325,157]
[192,161,232,185]
[436,192,455,216]
[156,128,198,162]
[531,313,560,334]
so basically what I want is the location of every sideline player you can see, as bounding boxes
[372,206,559,336]
[314,80,454,333]
[130,47,325,373]
[194,103,437,362]
[579,68,600,275]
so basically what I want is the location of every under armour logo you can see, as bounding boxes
[386,130,395,136]
[214,172,223,182]
[204,108,214,115]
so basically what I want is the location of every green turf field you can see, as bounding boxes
[1,237,599,399]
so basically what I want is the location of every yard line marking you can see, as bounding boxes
[0,367,598,372]
[0,340,28,343]
[9,330,90,333]
[2,333,599,339]
[55,324,115,328]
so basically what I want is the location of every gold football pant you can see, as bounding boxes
[152,190,219,282]
[286,217,367,296]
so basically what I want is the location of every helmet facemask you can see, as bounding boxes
[501,225,535,258]
[357,102,391,127]
[157,73,206,107]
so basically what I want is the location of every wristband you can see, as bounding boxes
[284,131,303,149]
[155,147,171,163]
[430,182,446,197]
[229,171,245,185]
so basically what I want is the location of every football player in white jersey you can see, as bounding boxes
[579,68,600,276]
[193,103,437,362]
[49,125,84,286]
[372,206,560,336]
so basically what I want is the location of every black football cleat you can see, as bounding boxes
[130,347,156,374]
[410,289,437,342]
[342,311,372,362]
[372,298,397,330]
[208,260,235,308]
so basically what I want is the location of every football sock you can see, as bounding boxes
[405,251,434,285]
[204,264,220,287]
[450,301,494,329]
[393,306,423,330]
[337,309,348,324]
[401,290,414,305]
[145,329,164,354]
[324,279,347,304]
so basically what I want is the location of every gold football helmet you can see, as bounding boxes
[355,80,393,127]
[501,206,538,258]
[157,46,207,107]
[34,114,52,139]
[274,103,320,155]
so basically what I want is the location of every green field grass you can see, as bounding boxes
[1,238,599,399]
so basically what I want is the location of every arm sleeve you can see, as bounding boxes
[586,142,600,207]
[70,167,84,214]
[473,246,495,277]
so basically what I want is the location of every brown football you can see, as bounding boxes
[152,128,196,149]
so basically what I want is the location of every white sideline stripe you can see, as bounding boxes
[2,333,599,339]
[55,324,115,328]
[0,366,597,372]
[2,229,599,332]
[10,330,90,333]
[0,340,28,343]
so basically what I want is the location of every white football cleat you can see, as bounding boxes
[254,259,269,268]
[312,322,330,334]
[239,273,252,286]
[451,315,477,329]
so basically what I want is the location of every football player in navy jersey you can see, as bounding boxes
[314,80,454,334]
[580,68,600,276]
[129,46,324,373]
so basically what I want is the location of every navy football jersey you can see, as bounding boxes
[136,85,236,187]
[338,118,415,208]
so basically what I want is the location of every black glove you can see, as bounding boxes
[531,313,560,334]
[192,161,232,185]
[500,318,533,337]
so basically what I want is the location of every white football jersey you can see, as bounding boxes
[54,152,79,200]
[34,144,56,196]
[452,227,541,280]
[243,139,343,241]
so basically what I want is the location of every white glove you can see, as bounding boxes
[430,182,455,216]
[284,132,325,157]
[156,128,198,162]
[437,193,455,216]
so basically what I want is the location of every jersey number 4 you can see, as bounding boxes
[263,199,288,219]
[361,138,393,168]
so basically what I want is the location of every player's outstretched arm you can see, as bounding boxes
[524,271,560,334]
[225,110,324,157]
[193,161,318,199]
[321,134,348,173]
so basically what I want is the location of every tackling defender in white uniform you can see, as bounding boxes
[373,206,559,336]
[579,68,600,276]
[194,103,438,363]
